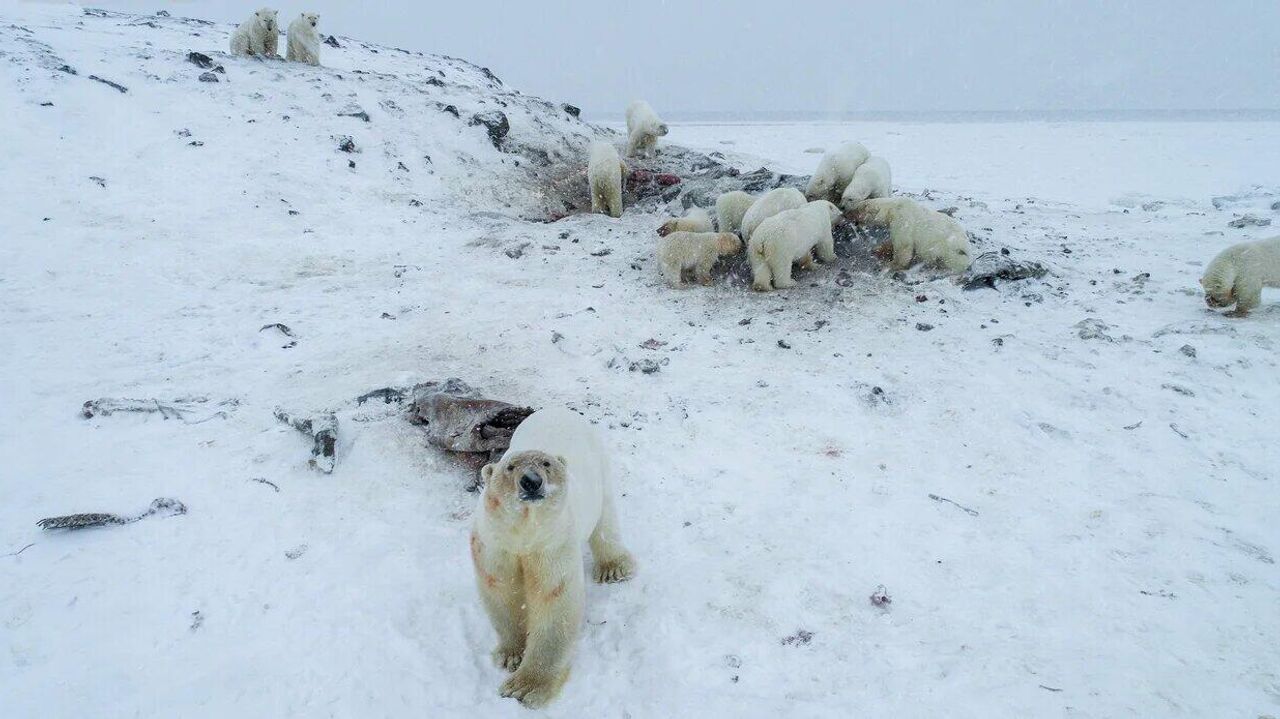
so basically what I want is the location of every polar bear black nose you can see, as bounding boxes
[519,472,543,497]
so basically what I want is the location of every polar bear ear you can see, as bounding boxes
[480,463,496,484]
[555,455,568,470]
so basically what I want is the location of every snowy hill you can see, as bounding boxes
[2,5,1280,718]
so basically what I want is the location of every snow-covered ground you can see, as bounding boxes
[3,6,1279,719]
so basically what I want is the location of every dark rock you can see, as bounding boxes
[89,176,106,188]
[88,75,128,93]
[916,323,934,332]
[337,135,356,153]
[323,35,341,48]
[939,206,959,216]
[469,110,510,147]
[561,103,581,118]
[213,64,225,74]
[187,140,203,147]
[198,72,218,83]
[186,51,213,68]
[480,67,501,85]
[40,101,53,107]
[628,358,668,374]
[590,248,612,257]
[339,109,370,122]
[777,340,792,349]
[156,9,170,16]
[1179,344,1196,358]
[274,409,338,473]
[409,198,423,207]
[441,104,459,117]
[962,259,1048,291]
[425,76,445,87]
[397,161,409,172]
[348,160,356,169]
[1272,201,1280,211]
[1228,214,1271,229]
[57,64,77,75]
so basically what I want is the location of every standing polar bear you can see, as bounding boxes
[851,197,973,273]
[740,187,807,241]
[1200,236,1280,316]
[748,200,842,291]
[805,142,870,202]
[471,407,636,709]
[625,101,668,158]
[230,8,280,58]
[587,142,625,218]
[715,190,755,236]
[839,156,892,209]
[286,12,321,66]
[658,231,742,287]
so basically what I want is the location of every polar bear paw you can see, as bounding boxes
[593,552,636,584]
[492,646,523,672]
[500,670,562,709]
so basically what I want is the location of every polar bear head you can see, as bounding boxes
[255,8,279,33]
[1199,274,1235,308]
[300,12,319,28]
[848,198,902,226]
[812,200,843,226]
[940,232,973,273]
[715,232,743,255]
[480,451,572,533]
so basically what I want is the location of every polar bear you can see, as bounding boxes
[748,200,842,291]
[805,142,870,202]
[657,207,713,236]
[1200,236,1280,316]
[286,12,321,66]
[587,142,625,218]
[471,407,636,709]
[740,187,807,241]
[851,197,972,273]
[625,101,668,158]
[230,8,280,58]
[839,156,892,209]
[715,190,754,236]
[658,231,742,287]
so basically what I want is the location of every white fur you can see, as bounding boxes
[657,231,742,287]
[657,207,712,236]
[230,8,279,58]
[740,187,806,241]
[624,100,668,158]
[852,197,973,273]
[1200,236,1280,315]
[715,190,754,235]
[748,200,842,291]
[285,12,320,66]
[805,142,870,202]
[587,142,624,218]
[839,156,892,209]
[471,408,635,709]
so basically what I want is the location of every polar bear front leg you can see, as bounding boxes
[889,228,915,271]
[661,258,684,287]
[473,533,526,670]
[1228,277,1263,317]
[816,230,837,263]
[694,254,716,286]
[796,253,815,271]
[590,492,636,583]
[500,551,585,708]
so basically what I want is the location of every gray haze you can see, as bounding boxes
[87,0,1280,118]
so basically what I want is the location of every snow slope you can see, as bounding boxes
[2,6,1279,718]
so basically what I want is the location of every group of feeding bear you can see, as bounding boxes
[590,101,973,293]
[590,102,1280,312]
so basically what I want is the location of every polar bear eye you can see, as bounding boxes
[542,460,550,468]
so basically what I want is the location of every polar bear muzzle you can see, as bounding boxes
[518,471,545,501]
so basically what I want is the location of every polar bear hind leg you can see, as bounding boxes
[816,229,837,263]
[749,248,774,291]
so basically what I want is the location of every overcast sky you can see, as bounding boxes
[86,0,1280,117]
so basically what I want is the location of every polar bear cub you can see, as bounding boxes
[806,142,870,202]
[839,156,892,209]
[657,207,713,236]
[587,142,625,218]
[471,407,636,709]
[658,231,742,287]
[851,197,972,273]
[625,101,669,158]
[286,12,321,65]
[715,190,755,236]
[1200,236,1280,316]
[230,8,280,58]
[748,200,842,291]
[740,187,807,241]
